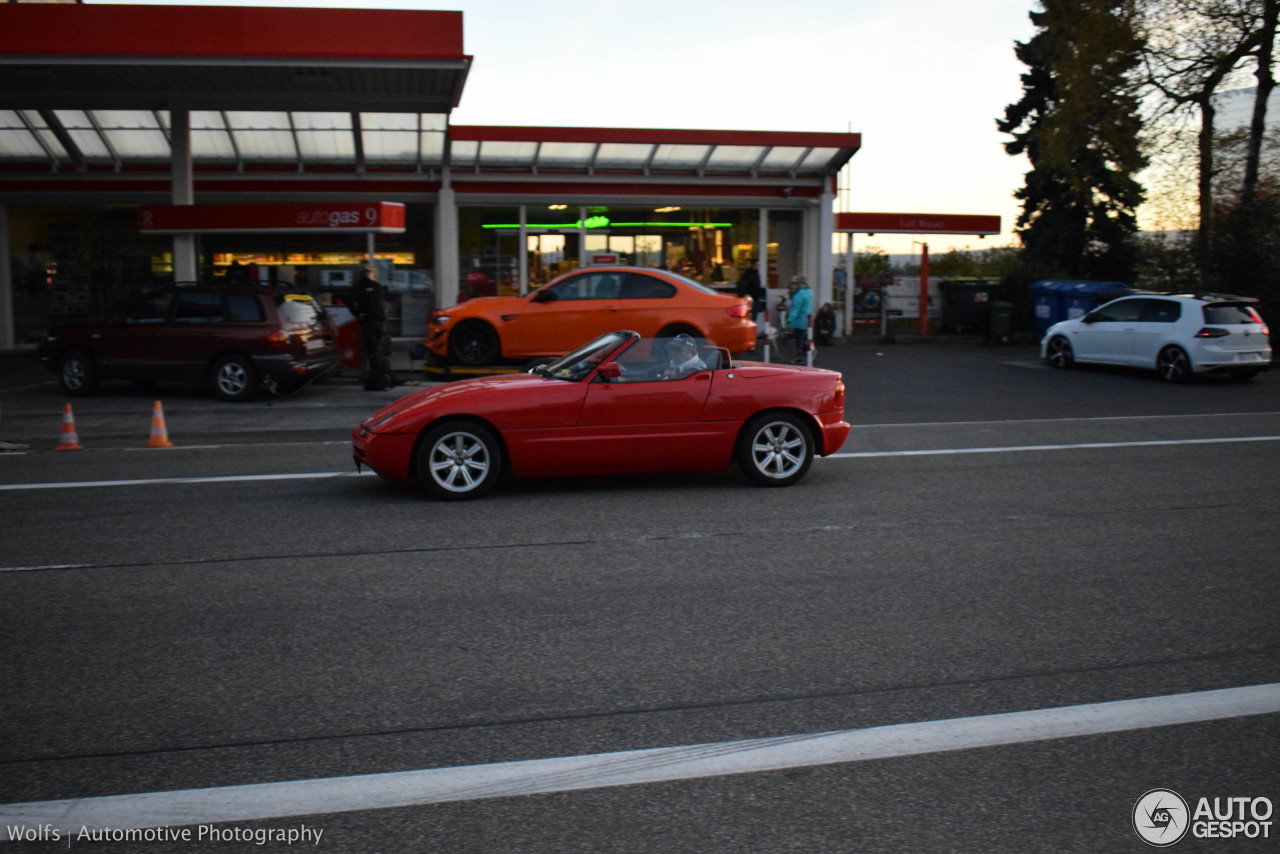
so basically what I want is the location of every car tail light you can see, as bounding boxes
[267,329,292,348]
[725,303,750,318]
[1195,327,1230,338]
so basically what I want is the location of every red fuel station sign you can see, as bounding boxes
[139,202,407,234]
[834,212,1000,236]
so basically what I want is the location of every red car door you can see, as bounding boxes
[572,372,726,473]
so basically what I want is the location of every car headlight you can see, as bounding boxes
[361,410,400,433]
[433,315,451,324]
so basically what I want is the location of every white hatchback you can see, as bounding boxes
[1041,294,1272,382]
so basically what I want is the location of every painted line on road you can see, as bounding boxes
[830,435,1280,459]
[3,435,1278,492]
[853,410,1280,429]
[2,682,1277,836]
[0,470,374,492]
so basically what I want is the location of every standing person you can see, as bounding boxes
[786,275,813,364]
[349,265,391,390]
[734,258,764,330]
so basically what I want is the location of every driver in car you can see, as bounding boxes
[659,334,707,380]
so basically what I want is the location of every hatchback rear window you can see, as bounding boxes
[1203,304,1259,324]
[276,294,322,324]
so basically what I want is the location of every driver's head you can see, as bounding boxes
[670,334,698,361]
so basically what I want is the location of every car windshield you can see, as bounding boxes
[534,332,635,381]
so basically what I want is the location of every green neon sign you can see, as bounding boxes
[482,220,732,230]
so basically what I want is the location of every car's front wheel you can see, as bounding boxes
[1156,345,1192,383]
[417,421,502,500]
[450,321,500,366]
[59,349,98,396]
[212,354,259,401]
[1045,335,1074,369]
[737,413,814,487]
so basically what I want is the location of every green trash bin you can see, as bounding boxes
[988,301,1014,344]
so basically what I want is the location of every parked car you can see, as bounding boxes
[37,282,340,401]
[354,330,849,499]
[1041,293,1271,382]
[426,266,757,367]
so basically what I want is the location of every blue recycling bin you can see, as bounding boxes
[1030,280,1132,337]
[1063,281,1132,322]
[1030,280,1071,337]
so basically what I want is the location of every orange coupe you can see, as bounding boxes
[427,266,757,366]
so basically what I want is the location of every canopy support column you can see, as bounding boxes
[169,108,197,283]
[436,170,458,306]
[0,203,12,349]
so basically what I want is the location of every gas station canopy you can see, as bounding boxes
[0,4,858,179]
[0,5,470,113]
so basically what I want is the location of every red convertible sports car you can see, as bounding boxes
[353,331,849,499]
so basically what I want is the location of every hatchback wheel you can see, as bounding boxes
[418,421,502,500]
[212,355,259,401]
[737,413,814,487]
[1156,345,1192,383]
[1045,336,1074,369]
[450,321,500,366]
[59,349,98,396]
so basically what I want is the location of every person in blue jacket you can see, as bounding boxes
[786,275,813,363]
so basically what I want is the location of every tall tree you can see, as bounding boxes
[1140,0,1276,262]
[999,0,1149,282]
[1242,0,1277,206]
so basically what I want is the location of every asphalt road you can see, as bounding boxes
[1,339,1278,852]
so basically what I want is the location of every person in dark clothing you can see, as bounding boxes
[815,302,837,346]
[348,265,392,390]
[734,258,765,329]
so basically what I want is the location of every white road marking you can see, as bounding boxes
[2,683,1277,836]
[830,435,1280,459]
[3,435,1277,493]
[852,411,1280,429]
[0,563,89,573]
[0,471,374,492]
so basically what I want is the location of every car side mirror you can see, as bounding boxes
[531,289,557,303]
[1082,313,1099,324]
[597,362,622,381]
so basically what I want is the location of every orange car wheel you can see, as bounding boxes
[450,320,500,366]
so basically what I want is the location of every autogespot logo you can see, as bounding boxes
[1134,789,1190,847]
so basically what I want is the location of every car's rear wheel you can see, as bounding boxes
[450,321,500,366]
[1156,345,1192,383]
[1045,335,1074,369]
[59,349,98,396]
[418,421,502,500]
[657,323,701,339]
[737,413,814,487]
[212,354,259,401]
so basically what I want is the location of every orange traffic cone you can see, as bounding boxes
[147,400,173,448]
[54,402,83,451]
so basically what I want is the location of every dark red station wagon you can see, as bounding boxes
[37,282,340,401]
